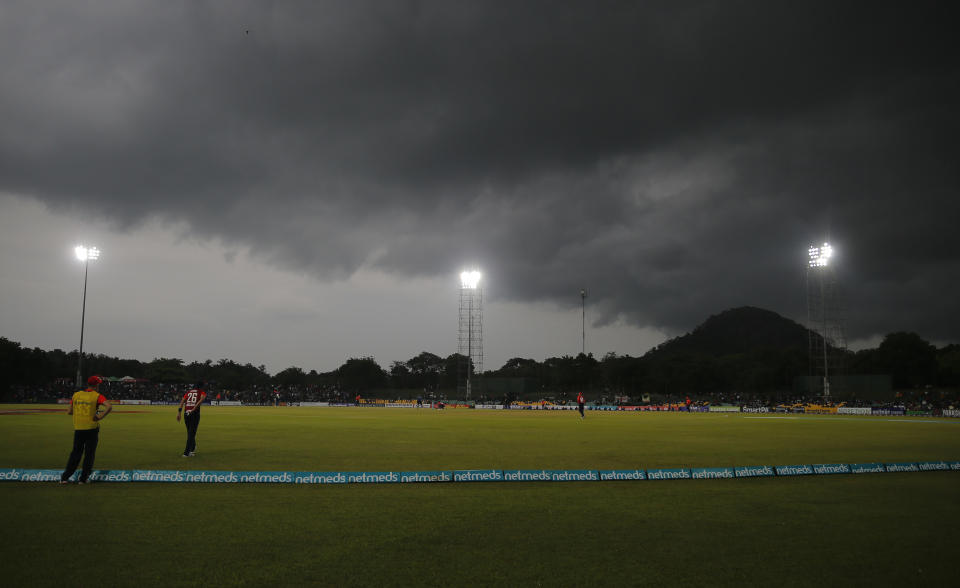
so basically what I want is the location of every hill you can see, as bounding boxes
[646,306,810,359]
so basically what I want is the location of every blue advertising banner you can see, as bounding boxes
[2,462,957,484]
[598,469,646,481]
[645,468,691,480]
[849,463,886,474]
[502,470,598,482]
[691,467,735,479]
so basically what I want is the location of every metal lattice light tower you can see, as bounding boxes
[74,245,101,388]
[806,242,846,401]
[458,270,483,399]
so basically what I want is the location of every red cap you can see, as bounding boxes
[87,375,103,385]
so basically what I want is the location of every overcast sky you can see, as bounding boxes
[1,1,957,374]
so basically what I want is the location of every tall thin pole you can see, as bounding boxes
[76,258,89,389]
[820,274,829,401]
[580,289,586,355]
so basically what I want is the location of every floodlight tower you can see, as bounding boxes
[806,242,846,401]
[74,245,101,388]
[458,270,483,399]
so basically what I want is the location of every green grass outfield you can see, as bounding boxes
[2,405,959,586]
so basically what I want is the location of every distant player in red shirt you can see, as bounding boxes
[177,382,207,457]
[577,391,585,419]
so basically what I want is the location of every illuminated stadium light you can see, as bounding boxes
[460,270,482,289]
[75,245,100,262]
[808,243,833,267]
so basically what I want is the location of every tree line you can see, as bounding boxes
[2,331,958,401]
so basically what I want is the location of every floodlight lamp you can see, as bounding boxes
[807,243,832,267]
[460,270,481,289]
[75,245,100,262]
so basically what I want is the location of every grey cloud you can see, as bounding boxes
[1,1,958,344]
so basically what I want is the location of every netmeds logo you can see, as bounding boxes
[453,469,503,482]
[885,463,920,473]
[184,471,240,483]
[691,467,734,479]
[645,468,691,480]
[133,470,186,482]
[89,470,132,482]
[295,472,348,484]
[735,466,774,478]
[19,469,61,482]
[775,465,814,476]
[917,461,949,472]
[399,471,452,483]
[238,471,294,483]
[850,463,885,474]
[599,469,646,481]
[812,464,850,475]
[345,471,400,483]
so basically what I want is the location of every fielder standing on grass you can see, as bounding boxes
[577,391,585,419]
[61,375,112,484]
[177,382,206,457]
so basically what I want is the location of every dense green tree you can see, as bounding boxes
[337,357,387,392]
[274,366,308,387]
[875,332,938,388]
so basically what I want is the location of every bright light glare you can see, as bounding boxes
[808,243,832,267]
[460,270,482,289]
[75,245,101,262]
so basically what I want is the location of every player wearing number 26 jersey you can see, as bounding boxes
[177,382,207,457]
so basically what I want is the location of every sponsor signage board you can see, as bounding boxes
[708,405,741,413]
[837,407,872,415]
[2,461,957,484]
[872,408,906,416]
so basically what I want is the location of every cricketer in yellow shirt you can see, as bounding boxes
[60,375,112,484]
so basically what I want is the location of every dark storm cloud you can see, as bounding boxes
[2,1,958,342]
